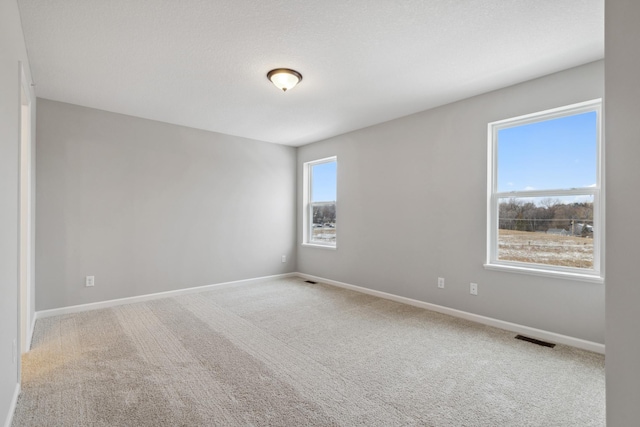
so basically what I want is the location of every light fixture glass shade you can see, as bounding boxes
[267,68,302,92]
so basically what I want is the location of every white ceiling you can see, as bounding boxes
[17,0,604,146]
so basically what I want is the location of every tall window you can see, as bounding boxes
[304,157,337,247]
[487,100,603,281]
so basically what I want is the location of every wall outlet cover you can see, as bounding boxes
[470,282,478,295]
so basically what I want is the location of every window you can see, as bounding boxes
[486,100,603,281]
[303,157,337,247]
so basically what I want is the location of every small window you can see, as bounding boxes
[303,157,337,247]
[486,100,603,281]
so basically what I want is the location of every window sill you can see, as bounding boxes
[301,243,337,250]
[483,263,604,284]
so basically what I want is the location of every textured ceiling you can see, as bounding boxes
[17,0,603,146]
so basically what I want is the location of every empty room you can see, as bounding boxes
[2,0,639,425]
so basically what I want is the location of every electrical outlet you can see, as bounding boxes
[437,277,445,289]
[281,255,286,263]
[85,276,95,287]
[470,282,478,295]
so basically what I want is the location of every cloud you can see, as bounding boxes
[524,186,536,191]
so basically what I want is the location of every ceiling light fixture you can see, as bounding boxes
[267,68,303,92]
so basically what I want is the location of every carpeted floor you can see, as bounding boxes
[12,277,605,426]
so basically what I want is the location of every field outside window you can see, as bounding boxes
[498,195,594,269]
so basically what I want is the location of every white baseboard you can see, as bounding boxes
[32,270,604,354]
[36,273,298,320]
[296,272,605,355]
[3,383,20,427]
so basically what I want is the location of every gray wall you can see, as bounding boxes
[605,0,640,424]
[35,99,296,310]
[297,61,604,344]
[0,0,35,423]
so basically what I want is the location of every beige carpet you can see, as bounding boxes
[12,277,605,426]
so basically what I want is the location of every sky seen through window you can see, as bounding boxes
[497,111,597,194]
[311,161,337,202]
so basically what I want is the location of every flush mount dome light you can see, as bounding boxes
[267,68,302,92]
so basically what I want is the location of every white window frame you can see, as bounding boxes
[302,156,337,249]
[485,99,604,283]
